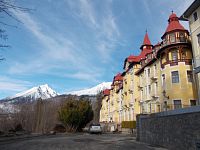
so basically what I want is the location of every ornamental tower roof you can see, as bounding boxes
[162,12,187,39]
[140,31,153,50]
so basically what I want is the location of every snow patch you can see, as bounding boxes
[67,82,112,96]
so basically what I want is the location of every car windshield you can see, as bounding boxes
[90,123,100,127]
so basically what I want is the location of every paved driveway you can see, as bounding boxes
[0,133,167,150]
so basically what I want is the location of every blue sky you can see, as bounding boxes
[0,0,194,98]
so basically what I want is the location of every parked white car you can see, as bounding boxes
[89,123,102,134]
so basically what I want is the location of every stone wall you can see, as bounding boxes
[136,105,200,150]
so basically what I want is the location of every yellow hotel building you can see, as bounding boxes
[135,12,198,113]
[100,12,198,125]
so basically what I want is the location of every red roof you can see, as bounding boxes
[114,73,123,81]
[103,89,110,95]
[154,42,161,47]
[162,12,186,38]
[124,31,152,69]
[127,55,141,63]
[138,48,152,60]
[124,47,152,68]
[143,32,151,45]
[140,31,152,50]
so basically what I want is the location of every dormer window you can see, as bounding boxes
[193,12,198,22]
[170,33,175,43]
[180,33,185,42]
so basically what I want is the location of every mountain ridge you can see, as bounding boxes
[66,82,112,96]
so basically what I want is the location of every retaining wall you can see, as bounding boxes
[136,105,200,150]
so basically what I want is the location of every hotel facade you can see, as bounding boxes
[100,12,198,126]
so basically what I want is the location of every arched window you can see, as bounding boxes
[182,51,186,59]
[171,50,178,61]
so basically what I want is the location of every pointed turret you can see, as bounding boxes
[162,12,187,39]
[140,31,153,50]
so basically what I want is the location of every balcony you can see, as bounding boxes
[150,71,158,81]
[150,84,159,98]
[161,59,192,68]
[151,93,159,98]
[160,37,190,49]
[137,82,143,89]
[128,89,133,94]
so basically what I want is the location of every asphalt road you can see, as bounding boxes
[0,133,167,150]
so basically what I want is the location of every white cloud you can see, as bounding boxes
[11,10,76,62]
[64,72,100,83]
[0,76,31,94]
[79,0,97,27]
[67,0,120,62]
[8,9,103,82]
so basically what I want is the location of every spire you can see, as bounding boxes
[140,31,152,50]
[162,12,187,39]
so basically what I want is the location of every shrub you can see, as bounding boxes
[58,98,93,132]
[15,124,24,131]
[53,124,66,133]
[121,121,136,129]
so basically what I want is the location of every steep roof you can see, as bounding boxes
[138,48,152,60]
[143,32,151,45]
[140,31,153,49]
[103,89,110,96]
[114,73,123,81]
[162,12,187,39]
[127,55,141,62]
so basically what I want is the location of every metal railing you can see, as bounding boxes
[160,37,190,49]
[150,70,158,81]
[140,104,197,114]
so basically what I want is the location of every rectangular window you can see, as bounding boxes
[170,34,175,43]
[154,64,157,70]
[172,71,179,83]
[190,100,197,106]
[193,12,198,21]
[180,33,185,42]
[155,82,158,87]
[174,100,182,109]
[148,68,150,77]
[187,71,193,82]
[148,85,151,94]
[162,74,165,87]
[164,101,167,111]
[171,50,178,61]
[197,33,200,46]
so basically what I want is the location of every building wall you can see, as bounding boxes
[187,5,200,104]
[160,62,198,109]
[122,63,141,121]
[136,106,200,150]
[122,71,132,121]
[132,64,141,120]
[137,45,198,113]
[138,59,162,114]
[113,82,120,123]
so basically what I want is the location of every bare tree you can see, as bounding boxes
[0,0,30,61]
[93,92,103,123]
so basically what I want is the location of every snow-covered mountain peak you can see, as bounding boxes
[9,84,58,100]
[67,82,112,96]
